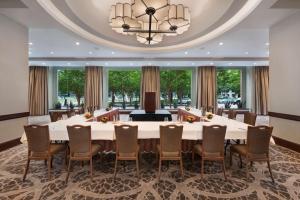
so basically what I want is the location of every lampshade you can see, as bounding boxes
[109,1,190,45]
[159,4,190,36]
[110,3,141,35]
[131,0,170,23]
[136,22,163,45]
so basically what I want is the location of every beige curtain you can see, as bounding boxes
[196,66,216,111]
[84,66,103,109]
[254,66,269,115]
[29,66,48,116]
[140,66,160,109]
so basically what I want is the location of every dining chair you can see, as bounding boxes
[207,106,214,113]
[193,125,227,180]
[157,124,183,180]
[66,110,75,118]
[230,126,274,182]
[216,108,224,116]
[49,112,62,122]
[244,112,257,126]
[228,109,237,119]
[114,125,139,178]
[65,125,101,183]
[23,125,66,181]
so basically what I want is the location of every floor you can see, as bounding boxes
[0,143,299,199]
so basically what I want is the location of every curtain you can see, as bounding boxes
[29,66,48,116]
[254,66,269,115]
[196,66,216,111]
[84,66,103,110]
[140,66,160,109]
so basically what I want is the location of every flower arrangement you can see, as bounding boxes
[100,116,109,123]
[186,115,196,123]
[105,107,112,111]
[206,112,214,119]
[83,112,92,119]
[185,106,190,111]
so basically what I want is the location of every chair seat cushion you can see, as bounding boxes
[91,144,101,156]
[50,144,66,154]
[230,144,247,155]
[157,145,180,157]
[72,144,101,157]
[118,145,139,158]
[231,144,268,159]
[193,144,203,155]
[194,144,222,157]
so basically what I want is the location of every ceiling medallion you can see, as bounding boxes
[109,0,190,45]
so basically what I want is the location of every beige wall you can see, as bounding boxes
[269,11,300,144]
[0,14,28,143]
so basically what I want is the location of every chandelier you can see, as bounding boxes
[109,0,190,45]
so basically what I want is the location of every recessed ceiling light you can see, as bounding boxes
[29,42,33,46]
[265,42,270,46]
[111,51,115,55]
[50,51,54,54]
[75,42,80,46]
[207,51,211,55]
[88,51,93,55]
[219,42,224,46]
[245,51,249,55]
[184,51,188,55]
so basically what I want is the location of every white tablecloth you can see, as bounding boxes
[20,114,248,143]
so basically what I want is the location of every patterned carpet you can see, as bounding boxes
[0,144,299,200]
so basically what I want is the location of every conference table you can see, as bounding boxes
[21,109,248,152]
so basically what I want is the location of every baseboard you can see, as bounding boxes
[0,137,21,152]
[273,136,300,153]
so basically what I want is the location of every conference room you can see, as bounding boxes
[0,0,299,199]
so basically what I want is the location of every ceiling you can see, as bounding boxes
[0,0,299,67]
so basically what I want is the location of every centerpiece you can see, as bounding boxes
[186,115,196,123]
[100,116,109,123]
[206,112,214,120]
[185,106,190,111]
[83,112,92,119]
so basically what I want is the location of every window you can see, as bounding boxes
[108,70,141,109]
[160,69,192,109]
[217,69,242,109]
[57,69,85,108]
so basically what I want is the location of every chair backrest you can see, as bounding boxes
[202,125,227,156]
[159,125,183,155]
[247,126,273,155]
[216,108,224,116]
[67,110,75,118]
[49,112,62,122]
[244,112,257,126]
[67,125,91,156]
[228,109,237,119]
[114,125,138,155]
[24,125,50,153]
[207,106,214,113]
